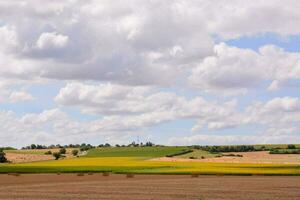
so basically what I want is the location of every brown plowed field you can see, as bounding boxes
[0,174,299,200]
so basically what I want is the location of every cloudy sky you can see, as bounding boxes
[1,0,300,147]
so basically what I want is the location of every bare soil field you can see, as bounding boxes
[5,153,53,163]
[153,151,300,164]
[0,174,299,200]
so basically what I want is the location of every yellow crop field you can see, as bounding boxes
[1,156,300,175]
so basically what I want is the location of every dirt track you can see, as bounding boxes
[0,174,299,200]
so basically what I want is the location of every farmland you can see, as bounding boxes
[1,174,300,200]
[85,146,188,157]
[1,146,300,175]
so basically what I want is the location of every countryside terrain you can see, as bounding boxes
[1,144,300,200]
[1,174,300,200]
[1,144,300,175]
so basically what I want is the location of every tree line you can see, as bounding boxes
[21,141,156,151]
[193,145,256,153]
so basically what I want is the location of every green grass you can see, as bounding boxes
[177,150,220,159]
[85,147,188,158]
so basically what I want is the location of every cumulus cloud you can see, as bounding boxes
[246,97,300,126]
[55,82,241,131]
[0,79,35,103]
[189,43,300,95]
[0,108,141,147]
[0,0,214,85]
[1,1,300,145]
[168,134,300,146]
[8,91,35,103]
[170,96,300,145]
[1,1,300,86]
[36,32,69,50]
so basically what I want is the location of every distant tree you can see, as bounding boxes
[288,144,296,149]
[44,150,52,155]
[30,144,37,149]
[145,142,154,147]
[59,148,66,154]
[36,144,46,149]
[52,152,61,160]
[115,144,120,147]
[72,149,79,156]
[104,143,111,147]
[0,149,7,163]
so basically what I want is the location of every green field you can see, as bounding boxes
[86,147,188,157]
[1,146,300,175]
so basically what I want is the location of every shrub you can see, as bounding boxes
[287,144,296,149]
[223,153,243,157]
[166,149,193,157]
[72,149,79,156]
[0,150,8,163]
[44,150,52,155]
[189,156,197,159]
[52,152,61,160]
[270,149,300,154]
[59,148,66,154]
[196,145,255,153]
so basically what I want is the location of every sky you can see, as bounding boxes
[1,0,300,147]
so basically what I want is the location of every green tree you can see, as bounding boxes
[52,152,61,160]
[72,149,79,156]
[0,150,8,163]
[44,150,52,155]
[59,148,66,154]
[288,144,296,149]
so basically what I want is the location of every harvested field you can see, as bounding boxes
[0,174,299,200]
[153,151,300,164]
[5,153,53,163]
[5,148,78,155]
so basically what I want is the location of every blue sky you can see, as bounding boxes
[0,1,300,147]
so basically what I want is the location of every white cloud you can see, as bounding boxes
[190,43,300,95]
[2,1,300,86]
[0,79,35,103]
[1,1,300,146]
[36,32,69,49]
[55,82,241,131]
[1,94,300,147]
[8,91,35,103]
[0,26,18,52]
[168,134,300,146]
[246,97,300,126]
[0,108,139,147]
